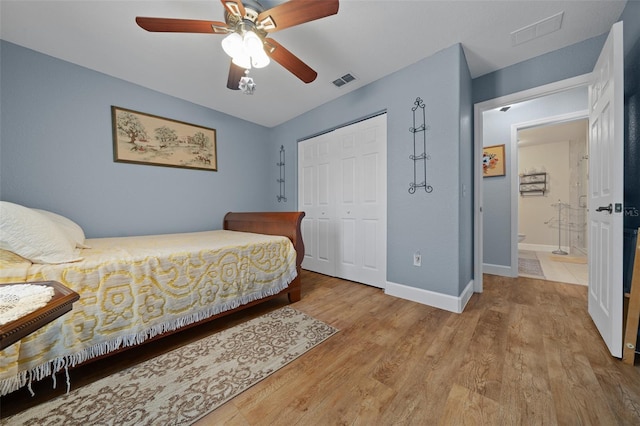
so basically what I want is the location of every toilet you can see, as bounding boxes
[518,233,526,242]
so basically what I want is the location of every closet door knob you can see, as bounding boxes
[595,204,612,214]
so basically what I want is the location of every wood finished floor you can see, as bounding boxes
[2,271,640,424]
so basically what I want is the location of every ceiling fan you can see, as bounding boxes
[136,0,339,91]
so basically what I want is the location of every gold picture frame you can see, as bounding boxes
[112,106,217,171]
[482,144,505,177]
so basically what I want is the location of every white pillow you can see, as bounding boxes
[33,208,90,249]
[0,201,83,264]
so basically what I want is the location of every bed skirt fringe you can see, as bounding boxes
[0,273,295,397]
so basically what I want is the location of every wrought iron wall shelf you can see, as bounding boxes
[519,172,547,195]
[277,145,286,202]
[409,97,433,194]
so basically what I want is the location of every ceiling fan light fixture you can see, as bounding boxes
[222,32,243,58]
[232,52,252,69]
[223,29,270,69]
[251,50,270,68]
[137,0,340,90]
[243,30,262,56]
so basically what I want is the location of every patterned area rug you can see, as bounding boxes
[519,257,546,279]
[4,307,338,425]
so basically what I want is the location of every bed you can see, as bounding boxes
[0,202,305,396]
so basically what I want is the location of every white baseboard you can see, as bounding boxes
[483,263,514,277]
[385,279,475,313]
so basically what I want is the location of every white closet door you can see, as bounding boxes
[298,132,336,276]
[298,113,387,288]
[334,114,387,288]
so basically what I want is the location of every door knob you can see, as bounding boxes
[596,204,613,214]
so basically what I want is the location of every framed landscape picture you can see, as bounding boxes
[112,106,217,171]
[482,144,505,177]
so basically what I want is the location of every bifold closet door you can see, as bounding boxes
[298,131,336,276]
[298,113,387,288]
[333,114,387,288]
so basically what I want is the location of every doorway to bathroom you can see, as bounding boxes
[516,117,589,285]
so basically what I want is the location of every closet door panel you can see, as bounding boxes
[298,134,335,276]
[298,114,386,287]
[363,219,378,269]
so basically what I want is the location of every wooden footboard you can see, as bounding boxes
[224,211,305,302]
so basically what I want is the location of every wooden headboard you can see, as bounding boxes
[223,211,305,268]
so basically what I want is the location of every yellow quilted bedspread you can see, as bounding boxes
[0,230,297,396]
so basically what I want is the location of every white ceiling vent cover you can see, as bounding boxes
[511,11,564,46]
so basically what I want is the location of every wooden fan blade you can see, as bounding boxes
[257,0,338,33]
[221,0,246,18]
[227,61,246,90]
[136,17,229,34]
[265,38,317,84]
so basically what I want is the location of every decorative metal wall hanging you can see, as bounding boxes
[277,145,287,202]
[408,97,433,193]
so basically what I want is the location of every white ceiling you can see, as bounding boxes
[518,119,588,147]
[0,0,627,127]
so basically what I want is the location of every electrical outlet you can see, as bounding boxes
[413,252,421,267]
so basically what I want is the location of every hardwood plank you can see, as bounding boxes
[438,383,501,425]
[3,271,640,425]
[193,402,248,426]
[455,308,509,402]
[544,340,618,425]
[497,304,558,424]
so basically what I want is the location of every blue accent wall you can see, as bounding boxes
[1,40,473,300]
[472,34,607,104]
[0,41,271,238]
[269,44,473,297]
[2,5,635,302]
[622,0,640,231]
[458,47,474,293]
[474,3,640,270]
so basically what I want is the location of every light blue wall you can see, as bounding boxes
[474,3,639,270]
[1,39,473,299]
[458,47,474,293]
[472,34,606,104]
[269,44,472,297]
[482,87,588,268]
[0,41,272,238]
[621,0,640,231]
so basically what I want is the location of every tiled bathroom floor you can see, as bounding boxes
[520,250,588,286]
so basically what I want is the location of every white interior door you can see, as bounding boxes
[298,132,336,276]
[334,114,387,288]
[588,21,624,358]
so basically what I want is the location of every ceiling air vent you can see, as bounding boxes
[511,11,564,46]
[332,73,357,88]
